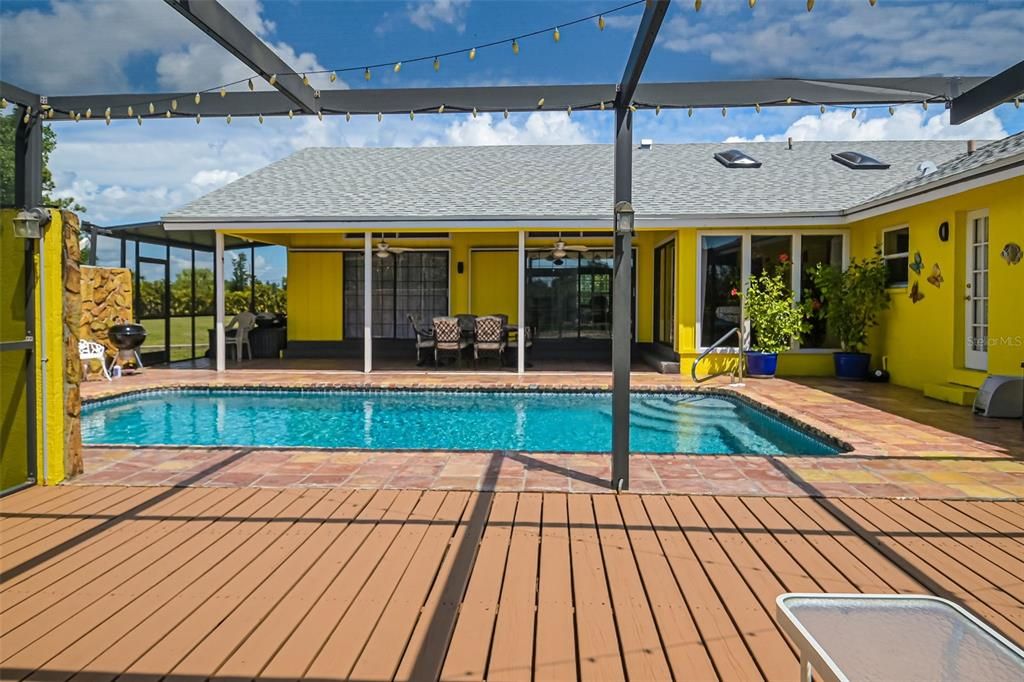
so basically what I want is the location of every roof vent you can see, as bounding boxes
[714,149,762,168]
[917,160,938,176]
[639,138,654,149]
[831,151,890,170]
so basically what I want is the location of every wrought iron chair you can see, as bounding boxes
[432,316,470,367]
[473,315,506,367]
[408,314,435,366]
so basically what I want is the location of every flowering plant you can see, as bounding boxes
[742,255,808,354]
[806,247,890,352]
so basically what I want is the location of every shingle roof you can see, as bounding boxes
[866,131,1024,203]
[164,139,981,223]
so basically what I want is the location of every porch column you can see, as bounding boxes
[214,231,226,373]
[364,232,372,373]
[517,229,526,375]
[611,104,632,491]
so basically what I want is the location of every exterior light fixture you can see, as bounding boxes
[12,207,51,239]
[614,201,635,236]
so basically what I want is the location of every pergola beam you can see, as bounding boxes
[610,0,669,493]
[949,60,1024,125]
[162,0,319,114]
[11,76,990,121]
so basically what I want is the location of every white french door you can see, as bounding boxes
[964,210,989,371]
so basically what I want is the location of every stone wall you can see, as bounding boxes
[61,210,84,478]
[80,265,134,358]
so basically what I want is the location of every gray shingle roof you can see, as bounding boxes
[866,131,1024,203]
[164,139,981,223]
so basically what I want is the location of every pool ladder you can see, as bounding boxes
[691,325,745,385]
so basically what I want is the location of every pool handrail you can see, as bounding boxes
[691,326,745,384]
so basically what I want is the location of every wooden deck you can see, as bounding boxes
[2,485,1023,681]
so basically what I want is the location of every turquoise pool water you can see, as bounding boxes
[82,389,839,455]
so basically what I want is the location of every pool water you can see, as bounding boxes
[82,389,839,455]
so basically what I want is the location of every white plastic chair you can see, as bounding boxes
[79,339,111,381]
[225,311,257,361]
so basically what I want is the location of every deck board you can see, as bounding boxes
[1,486,1022,681]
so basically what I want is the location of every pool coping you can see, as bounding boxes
[81,384,853,456]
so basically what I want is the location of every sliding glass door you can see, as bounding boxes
[653,240,675,347]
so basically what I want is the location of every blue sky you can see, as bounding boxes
[2,0,1022,229]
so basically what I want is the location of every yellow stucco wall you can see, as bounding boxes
[849,176,1024,390]
[36,210,66,485]
[1,209,31,490]
[286,251,343,340]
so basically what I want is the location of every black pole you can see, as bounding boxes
[611,104,633,491]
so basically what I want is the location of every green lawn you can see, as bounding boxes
[138,315,214,361]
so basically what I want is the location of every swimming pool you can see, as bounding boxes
[82,389,840,455]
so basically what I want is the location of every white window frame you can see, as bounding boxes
[881,224,911,289]
[695,229,849,353]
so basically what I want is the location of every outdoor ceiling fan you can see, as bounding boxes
[374,240,409,258]
[544,239,588,264]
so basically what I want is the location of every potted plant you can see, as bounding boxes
[807,247,890,380]
[740,255,807,378]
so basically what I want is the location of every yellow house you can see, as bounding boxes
[160,134,1024,403]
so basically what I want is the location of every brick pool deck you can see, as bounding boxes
[75,369,1024,500]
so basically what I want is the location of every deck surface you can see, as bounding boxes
[2,486,1023,681]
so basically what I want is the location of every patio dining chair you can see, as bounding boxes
[79,339,111,381]
[473,315,506,368]
[432,316,470,367]
[225,311,256,362]
[408,314,435,366]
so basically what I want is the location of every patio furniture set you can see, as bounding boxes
[409,313,533,368]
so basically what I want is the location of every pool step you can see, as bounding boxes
[923,382,978,407]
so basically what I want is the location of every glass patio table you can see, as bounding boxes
[776,593,1024,682]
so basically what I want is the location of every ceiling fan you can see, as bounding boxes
[374,240,410,258]
[544,239,588,264]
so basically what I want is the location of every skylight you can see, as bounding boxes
[831,151,891,169]
[714,149,762,168]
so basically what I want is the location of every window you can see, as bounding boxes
[714,149,762,168]
[801,234,844,348]
[882,226,910,288]
[831,151,890,169]
[343,251,449,339]
[699,236,742,347]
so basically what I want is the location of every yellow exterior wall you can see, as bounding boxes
[1,209,31,490]
[36,210,65,485]
[469,250,518,322]
[286,251,343,340]
[849,176,1024,391]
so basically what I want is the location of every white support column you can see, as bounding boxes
[364,232,372,373]
[215,231,226,373]
[517,229,526,375]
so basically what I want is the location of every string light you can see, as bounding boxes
[196,113,201,124]
[1015,97,1021,109]
[23,112,30,124]
[598,15,606,29]
[688,106,694,117]
[599,101,606,111]
[346,111,351,122]
[330,71,337,83]
[226,114,232,124]
[889,105,896,116]
[221,86,227,97]
[434,57,440,72]
[393,62,402,73]
[819,104,826,114]
[869,0,877,5]
[105,107,111,121]
[318,110,323,121]
[754,103,761,113]
[512,39,519,55]
[472,107,478,118]
[269,74,277,86]
[553,27,560,42]
[503,109,509,119]
[786,96,793,105]
[807,0,815,11]
[75,112,81,122]
[655,105,661,116]
[165,110,171,118]
[248,78,254,91]
[194,92,201,105]
[127,105,133,117]
[48,109,54,119]
[364,68,371,81]
[410,110,415,120]
[288,109,294,119]
[149,102,155,114]
[0,98,7,110]
[749,0,757,8]
[106,117,111,126]
[922,100,928,111]
[567,105,572,117]
[303,73,310,86]
[469,47,477,60]
[377,112,383,122]
[721,107,727,117]
[438,104,446,114]
[538,97,545,108]
[172,99,178,111]
[694,0,702,10]
[628,103,637,113]
[85,108,92,119]
[137,115,142,126]
[851,108,857,119]
[259,113,264,124]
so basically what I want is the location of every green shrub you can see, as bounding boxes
[742,259,807,354]
[806,246,890,353]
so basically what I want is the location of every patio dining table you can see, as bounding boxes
[776,593,1024,682]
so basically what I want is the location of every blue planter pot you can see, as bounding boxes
[833,352,871,380]
[746,352,778,378]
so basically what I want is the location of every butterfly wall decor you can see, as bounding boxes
[909,281,925,303]
[909,251,924,275]
[927,263,943,288]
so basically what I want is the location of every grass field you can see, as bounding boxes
[138,315,214,361]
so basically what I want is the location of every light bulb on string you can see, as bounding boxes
[628,103,637,113]
[105,117,111,127]
[248,78,254,91]
[317,110,323,121]
[165,110,171,118]
[269,74,277,86]
[567,105,572,117]
[127,105,133,117]
[220,87,227,98]
[807,0,815,11]
[694,0,702,10]
[819,104,826,114]
[364,68,371,81]
[105,107,111,121]
[23,112,30,124]
[433,57,440,72]
[688,106,694,117]
[472,107,478,118]
[869,0,877,5]
[538,97,545,108]
[48,109,54,119]
[345,112,351,122]
[655,105,661,116]
[503,109,509,119]
[226,114,232,124]
[172,99,178,111]
[288,109,294,119]
[377,112,383,123]
[410,110,415,121]
[786,96,793,105]
[196,113,201,124]
[137,115,142,126]
[721,107,727,117]
[330,71,337,83]
[259,113,264,124]
[851,108,857,119]
[889,105,896,116]
[922,101,928,111]
[0,98,7,110]
[149,102,155,114]
[1015,97,1021,109]
[393,62,402,73]
[512,39,519,55]
[74,112,81,122]
[749,0,757,8]
[754,103,761,113]
[303,73,310,86]
[194,92,201,105]
[85,108,92,119]
[438,104,445,114]
[599,101,605,111]
[469,47,476,60]
[553,27,560,42]
[598,15,606,29]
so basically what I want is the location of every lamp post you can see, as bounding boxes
[614,201,635,236]
[11,207,51,239]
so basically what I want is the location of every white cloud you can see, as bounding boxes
[724,108,1008,143]
[442,111,595,145]
[407,0,471,32]
[660,2,1024,77]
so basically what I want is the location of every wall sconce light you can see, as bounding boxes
[457,261,465,274]
[938,221,949,242]
[614,200,635,236]
[12,207,51,239]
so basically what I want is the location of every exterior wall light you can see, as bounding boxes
[12,207,51,239]
[614,200,635,235]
